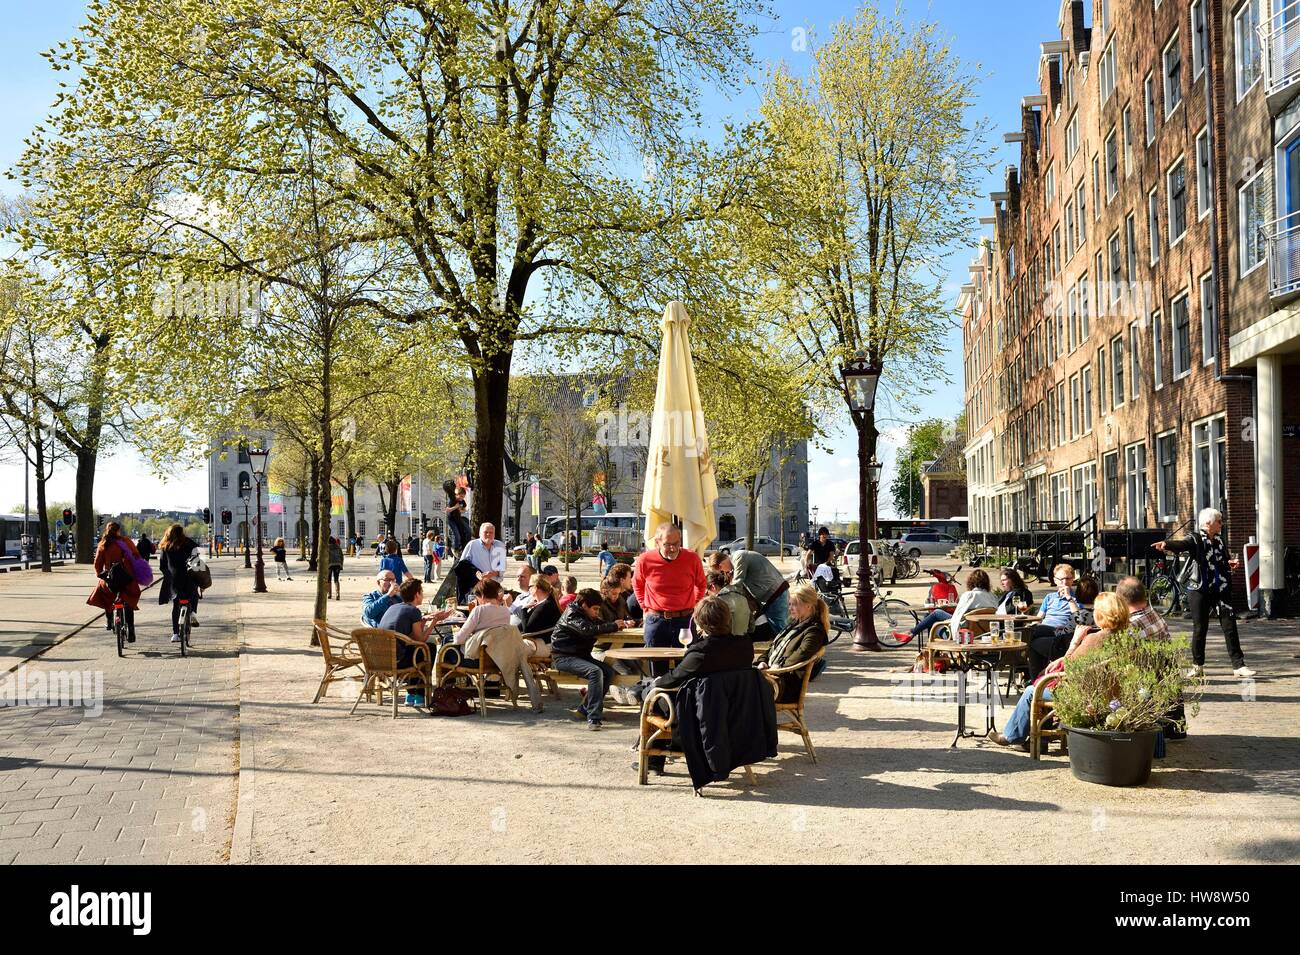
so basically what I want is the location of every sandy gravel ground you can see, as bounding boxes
[232,557,1300,864]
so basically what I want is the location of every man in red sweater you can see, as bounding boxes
[634,523,707,674]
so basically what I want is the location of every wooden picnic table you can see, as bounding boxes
[927,637,1028,748]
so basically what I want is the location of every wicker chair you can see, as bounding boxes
[636,686,758,790]
[435,642,511,717]
[349,627,434,718]
[1029,675,1069,759]
[761,648,825,762]
[923,607,997,670]
[311,619,364,703]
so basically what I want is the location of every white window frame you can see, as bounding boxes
[1155,429,1179,522]
[1167,154,1188,246]
[1082,365,1094,434]
[1239,165,1269,276]
[1100,39,1118,106]
[1200,270,1217,365]
[1110,334,1125,407]
[1126,212,1138,280]
[1195,126,1212,219]
[1190,0,1207,79]
[1171,290,1193,379]
[1151,308,1165,390]
[1144,73,1157,144]
[1070,373,1081,439]
[1148,186,1161,262]
[1191,414,1227,513]
[1122,106,1134,178]
[1130,320,1143,398]
[1125,440,1149,527]
[1066,111,1080,161]
[1105,129,1119,200]
[1163,31,1183,118]
[1103,450,1121,524]
[1234,0,1263,102]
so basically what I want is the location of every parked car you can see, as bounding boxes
[897,531,961,558]
[841,539,895,580]
[718,536,798,557]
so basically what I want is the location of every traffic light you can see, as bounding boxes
[203,507,212,524]
[221,509,233,526]
[62,508,74,526]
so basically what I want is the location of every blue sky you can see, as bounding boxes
[0,1,1061,519]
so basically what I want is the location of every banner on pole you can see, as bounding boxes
[399,475,412,515]
[330,494,345,517]
[530,481,540,518]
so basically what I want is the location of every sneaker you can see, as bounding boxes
[588,720,603,731]
[127,633,136,643]
[171,633,182,643]
[405,692,426,707]
[1185,665,1204,679]
[1232,666,1256,678]
[891,631,914,644]
[189,616,200,627]
[105,623,114,632]
[568,707,587,721]
[286,576,293,581]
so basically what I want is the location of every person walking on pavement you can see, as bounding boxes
[328,536,344,600]
[421,530,437,583]
[633,523,707,676]
[1153,507,1255,678]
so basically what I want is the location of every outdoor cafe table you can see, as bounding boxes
[927,637,1028,748]
[601,646,686,679]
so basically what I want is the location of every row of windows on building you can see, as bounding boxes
[970,412,1228,532]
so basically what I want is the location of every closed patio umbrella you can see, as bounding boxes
[641,301,719,556]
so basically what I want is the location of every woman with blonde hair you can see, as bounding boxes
[989,591,1131,748]
[757,582,829,702]
[271,536,292,581]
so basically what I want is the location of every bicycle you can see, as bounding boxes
[872,591,920,648]
[112,593,128,657]
[1145,555,1185,616]
[176,597,193,656]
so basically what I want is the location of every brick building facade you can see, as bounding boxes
[962,0,1298,612]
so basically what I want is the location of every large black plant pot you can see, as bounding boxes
[1066,727,1158,787]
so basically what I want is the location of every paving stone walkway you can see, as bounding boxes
[0,560,241,864]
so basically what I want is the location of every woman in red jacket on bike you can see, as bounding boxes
[86,522,142,643]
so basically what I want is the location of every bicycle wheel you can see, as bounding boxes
[873,599,917,646]
[115,615,125,658]
[179,611,188,657]
[1148,574,1177,616]
[904,557,921,579]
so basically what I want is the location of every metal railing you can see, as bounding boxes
[1267,213,1300,297]
[1262,1,1300,99]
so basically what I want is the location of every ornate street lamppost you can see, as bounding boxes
[841,350,883,652]
[249,444,270,593]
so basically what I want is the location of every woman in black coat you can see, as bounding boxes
[757,583,829,701]
[995,567,1035,615]
[158,523,201,642]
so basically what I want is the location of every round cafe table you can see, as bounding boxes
[927,638,1028,748]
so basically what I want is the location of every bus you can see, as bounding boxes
[542,512,642,553]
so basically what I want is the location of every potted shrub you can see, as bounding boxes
[1049,629,1200,787]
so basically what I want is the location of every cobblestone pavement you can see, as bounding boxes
[0,560,241,864]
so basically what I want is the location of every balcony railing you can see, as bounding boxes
[1262,1,1300,101]
[1267,212,1300,297]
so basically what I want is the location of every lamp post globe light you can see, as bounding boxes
[249,444,271,594]
[841,350,883,652]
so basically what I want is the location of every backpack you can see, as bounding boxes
[187,551,213,590]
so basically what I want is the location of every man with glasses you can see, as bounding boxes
[361,570,401,627]
[1024,563,1082,679]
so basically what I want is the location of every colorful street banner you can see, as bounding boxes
[592,472,607,515]
[399,475,412,515]
[330,493,345,517]
[530,481,539,518]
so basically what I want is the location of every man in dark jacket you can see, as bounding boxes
[1154,507,1254,678]
[551,589,634,730]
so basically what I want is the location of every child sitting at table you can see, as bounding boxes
[557,575,579,610]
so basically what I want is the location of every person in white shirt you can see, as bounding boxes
[948,569,1001,635]
[421,531,437,583]
[461,523,507,582]
[452,579,542,712]
[509,564,535,613]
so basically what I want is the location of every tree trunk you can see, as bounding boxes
[745,478,759,549]
[314,417,332,638]
[74,448,97,562]
[471,350,510,532]
[34,431,51,572]
[307,456,320,572]
[853,413,880,649]
[297,483,308,558]
[345,473,357,554]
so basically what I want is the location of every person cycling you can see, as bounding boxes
[808,527,840,583]
[158,523,202,643]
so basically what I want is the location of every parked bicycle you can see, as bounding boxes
[1145,553,1189,616]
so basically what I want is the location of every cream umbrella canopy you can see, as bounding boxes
[641,301,719,556]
